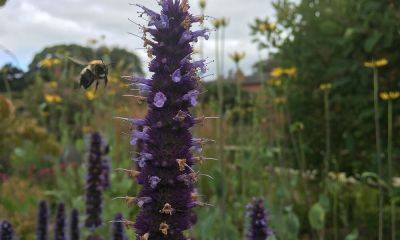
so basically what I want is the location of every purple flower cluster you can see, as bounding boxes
[122,0,210,239]
[0,220,14,240]
[36,201,48,240]
[112,213,126,240]
[54,203,66,240]
[70,209,80,240]
[85,132,108,229]
[246,198,273,240]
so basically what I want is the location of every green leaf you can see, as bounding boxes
[344,229,359,240]
[364,32,382,52]
[308,203,326,230]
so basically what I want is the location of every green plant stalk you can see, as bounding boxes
[215,26,226,239]
[387,99,396,240]
[323,90,331,188]
[373,67,384,240]
[2,77,12,100]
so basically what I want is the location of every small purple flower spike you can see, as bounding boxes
[246,198,273,240]
[37,201,48,240]
[70,209,80,240]
[112,213,126,240]
[55,203,66,240]
[0,220,14,240]
[85,132,108,229]
[121,0,211,239]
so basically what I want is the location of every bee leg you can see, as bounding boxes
[104,76,108,87]
[95,80,99,93]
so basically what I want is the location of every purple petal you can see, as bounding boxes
[172,68,182,82]
[183,90,200,106]
[153,92,167,108]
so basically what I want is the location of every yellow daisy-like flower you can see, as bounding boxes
[380,91,400,101]
[39,58,61,68]
[268,79,282,87]
[49,81,58,88]
[273,96,287,105]
[319,83,332,91]
[271,68,283,78]
[85,90,96,101]
[229,52,246,63]
[284,67,297,77]
[364,58,388,68]
[44,94,62,103]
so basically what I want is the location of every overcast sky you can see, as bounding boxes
[0,0,274,76]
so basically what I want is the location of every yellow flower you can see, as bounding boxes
[39,58,61,68]
[199,0,206,9]
[319,83,332,91]
[380,91,400,101]
[85,90,96,101]
[273,96,287,105]
[49,81,58,88]
[380,92,389,100]
[284,67,297,77]
[82,126,92,134]
[364,58,388,68]
[44,94,62,103]
[268,79,282,87]
[229,52,246,63]
[271,68,283,78]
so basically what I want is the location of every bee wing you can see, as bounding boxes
[68,56,89,66]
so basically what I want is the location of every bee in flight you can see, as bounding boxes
[68,57,109,91]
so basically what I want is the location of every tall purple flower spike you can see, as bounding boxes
[112,213,126,240]
[246,198,273,240]
[85,132,108,229]
[70,209,80,240]
[55,203,66,240]
[0,220,14,240]
[36,201,48,240]
[120,0,210,239]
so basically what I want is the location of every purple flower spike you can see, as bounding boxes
[120,1,211,239]
[70,209,80,240]
[172,68,182,82]
[0,221,14,240]
[55,203,66,240]
[153,92,167,108]
[246,198,273,240]
[112,213,126,240]
[183,90,200,106]
[85,132,108,229]
[37,201,48,240]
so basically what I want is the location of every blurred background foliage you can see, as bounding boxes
[0,0,400,239]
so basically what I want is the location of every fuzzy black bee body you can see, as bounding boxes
[80,60,108,90]
[69,58,108,91]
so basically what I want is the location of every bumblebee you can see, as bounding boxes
[69,57,108,91]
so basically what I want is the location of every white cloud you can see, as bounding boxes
[0,0,274,75]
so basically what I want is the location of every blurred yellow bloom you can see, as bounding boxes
[85,90,96,101]
[268,79,282,87]
[213,18,228,29]
[271,68,283,78]
[82,126,92,134]
[229,51,246,63]
[258,22,276,33]
[39,58,61,68]
[274,96,287,105]
[284,67,297,77]
[380,91,400,101]
[49,81,58,88]
[364,58,388,68]
[44,94,62,103]
[393,177,400,188]
[199,0,206,9]
[319,83,332,91]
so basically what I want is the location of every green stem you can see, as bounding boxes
[373,67,384,240]
[323,90,331,188]
[2,78,12,100]
[216,27,226,239]
[388,99,395,240]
